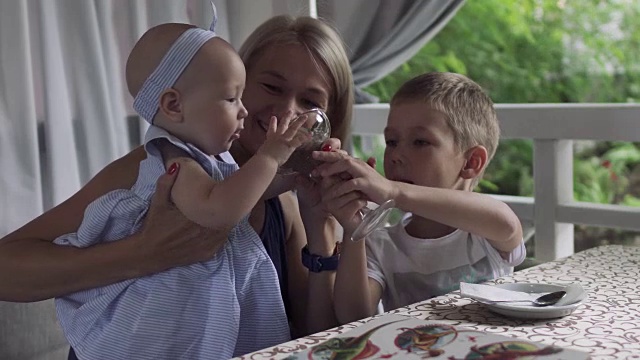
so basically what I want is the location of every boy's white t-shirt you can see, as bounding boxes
[366,213,526,312]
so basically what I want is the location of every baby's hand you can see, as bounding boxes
[257,112,311,166]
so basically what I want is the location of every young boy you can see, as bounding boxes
[52,17,309,360]
[314,72,525,324]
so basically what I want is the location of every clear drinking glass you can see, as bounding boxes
[350,199,396,242]
[278,109,331,176]
[278,109,393,241]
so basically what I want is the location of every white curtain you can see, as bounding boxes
[0,2,252,360]
[0,1,458,359]
[0,0,320,239]
[1,0,461,236]
[318,0,464,102]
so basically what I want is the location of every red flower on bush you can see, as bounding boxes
[601,160,618,180]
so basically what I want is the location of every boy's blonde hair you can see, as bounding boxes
[391,72,499,181]
[238,16,354,144]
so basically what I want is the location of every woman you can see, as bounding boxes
[0,14,353,338]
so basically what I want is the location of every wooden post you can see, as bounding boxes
[533,139,575,261]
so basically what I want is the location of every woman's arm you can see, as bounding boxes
[280,192,309,337]
[0,147,227,302]
[334,233,383,324]
[269,139,346,336]
[282,191,340,336]
[317,175,382,324]
[302,212,340,333]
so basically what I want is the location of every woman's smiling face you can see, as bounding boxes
[236,44,331,156]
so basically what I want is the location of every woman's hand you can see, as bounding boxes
[294,137,345,210]
[135,164,229,274]
[156,139,190,168]
[293,138,345,253]
[319,175,367,237]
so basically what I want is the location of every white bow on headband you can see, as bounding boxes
[133,2,218,124]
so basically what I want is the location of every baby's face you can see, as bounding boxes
[179,40,248,155]
[383,101,467,190]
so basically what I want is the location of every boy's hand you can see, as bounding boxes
[257,112,311,166]
[312,151,398,206]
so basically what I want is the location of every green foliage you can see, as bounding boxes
[479,140,534,196]
[360,0,640,207]
[365,0,640,104]
[353,0,640,249]
[574,156,621,204]
[573,142,640,204]
[351,135,385,175]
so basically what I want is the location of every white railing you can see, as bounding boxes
[352,103,640,261]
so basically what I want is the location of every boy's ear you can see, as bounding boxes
[158,88,184,123]
[460,145,488,179]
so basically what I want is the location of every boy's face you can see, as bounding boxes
[180,40,248,155]
[384,101,467,190]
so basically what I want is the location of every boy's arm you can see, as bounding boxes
[393,185,523,253]
[313,152,522,253]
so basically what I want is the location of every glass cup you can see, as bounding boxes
[350,199,396,242]
[278,109,393,241]
[278,109,331,176]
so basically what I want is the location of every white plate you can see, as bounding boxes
[484,283,586,319]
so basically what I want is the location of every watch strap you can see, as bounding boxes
[301,245,340,272]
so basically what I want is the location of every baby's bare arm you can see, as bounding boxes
[156,139,267,228]
[169,114,309,229]
[168,153,280,228]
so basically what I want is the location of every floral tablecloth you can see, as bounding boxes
[236,245,640,360]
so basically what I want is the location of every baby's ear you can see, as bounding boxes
[158,88,184,123]
[460,145,488,179]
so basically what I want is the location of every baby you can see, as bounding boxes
[53,13,307,360]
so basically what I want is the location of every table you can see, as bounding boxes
[236,245,640,360]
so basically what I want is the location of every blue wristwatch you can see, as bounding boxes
[301,245,340,272]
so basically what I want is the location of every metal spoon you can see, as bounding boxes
[489,290,567,307]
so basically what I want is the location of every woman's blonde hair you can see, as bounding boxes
[238,16,353,143]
